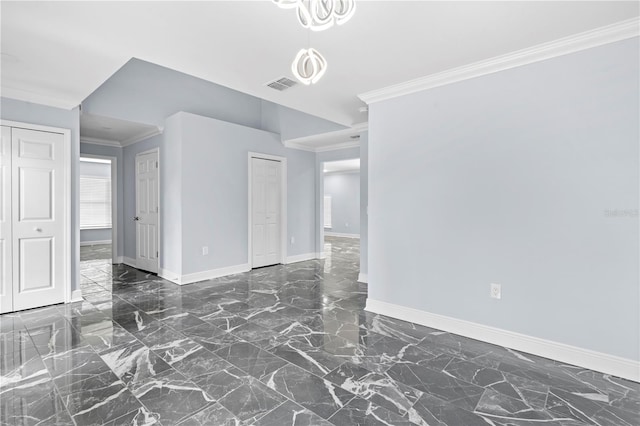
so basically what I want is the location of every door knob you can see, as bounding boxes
[34,227,42,232]
[133,216,140,221]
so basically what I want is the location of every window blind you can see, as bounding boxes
[80,176,111,229]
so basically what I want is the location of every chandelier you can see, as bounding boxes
[274,0,357,85]
[291,48,328,85]
[274,0,356,32]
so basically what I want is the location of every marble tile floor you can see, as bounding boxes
[81,244,112,262]
[1,236,638,425]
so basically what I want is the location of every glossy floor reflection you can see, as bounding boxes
[1,237,638,425]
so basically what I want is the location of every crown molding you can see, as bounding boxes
[315,140,361,152]
[359,17,640,105]
[1,86,79,110]
[121,126,163,147]
[283,140,317,152]
[282,122,368,153]
[80,137,122,147]
[284,139,361,153]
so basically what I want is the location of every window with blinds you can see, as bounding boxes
[80,176,112,229]
[324,195,332,228]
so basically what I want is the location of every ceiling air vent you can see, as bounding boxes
[265,77,298,91]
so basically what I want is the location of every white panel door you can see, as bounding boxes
[252,158,281,268]
[11,128,65,311]
[135,151,159,273]
[0,126,12,313]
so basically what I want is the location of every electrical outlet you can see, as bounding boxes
[490,283,501,300]
[202,246,208,255]
[290,237,295,244]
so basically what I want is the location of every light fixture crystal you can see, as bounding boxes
[291,47,327,85]
[275,0,356,31]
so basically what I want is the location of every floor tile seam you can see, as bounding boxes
[253,351,360,417]
[118,379,171,426]
[46,353,91,426]
[217,339,356,412]
[247,399,291,424]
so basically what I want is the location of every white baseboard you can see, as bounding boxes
[123,257,137,268]
[325,232,360,238]
[176,263,251,285]
[70,289,83,303]
[80,240,112,246]
[365,299,640,382]
[158,267,181,284]
[285,253,317,264]
[358,273,368,283]
[317,252,326,259]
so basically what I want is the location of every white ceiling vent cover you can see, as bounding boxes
[265,77,298,91]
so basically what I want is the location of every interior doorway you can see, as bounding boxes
[134,149,160,274]
[321,158,361,268]
[79,156,117,264]
[248,152,287,269]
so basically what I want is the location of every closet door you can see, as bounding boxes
[12,128,65,311]
[0,126,12,313]
[251,157,281,268]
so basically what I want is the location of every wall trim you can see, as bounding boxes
[365,299,640,382]
[80,240,112,246]
[285,252,318,264]
[316,252,326,259]
[80,137,121,147]
[284,140,361,153]
[70,289,83,303]
[158,267,181,284]
[123,256,137,268]
[115,256,123,264]
[176,263,251,286]
[80,127,163,148]
[323,169,360,176]
[359,17,640,104]
[325,232,360,238]
[1,86,78,110]
[121,127,163,146]
[357,273,368,283]
[283,122,367,153]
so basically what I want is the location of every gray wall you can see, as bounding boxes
[79,143,124,256]
[176,112,316,275]
[260,100,347,141]
[1,97,81,291]
[324,171,360,235]
[82,58,344,139]
[79,160,112,244]
[120,112,317,276]
[360,132,368,277]
[368,38,639,360]
[80,229,111,244]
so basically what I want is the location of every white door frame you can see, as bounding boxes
[248,152,287,268]
[79,154,118,265]
[0,119,71,304]
[135,147,160,273]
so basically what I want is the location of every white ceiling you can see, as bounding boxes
[284,124,365,151]
[2,1,638,127]
[80,113,161,146]
[324,159,360,173]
